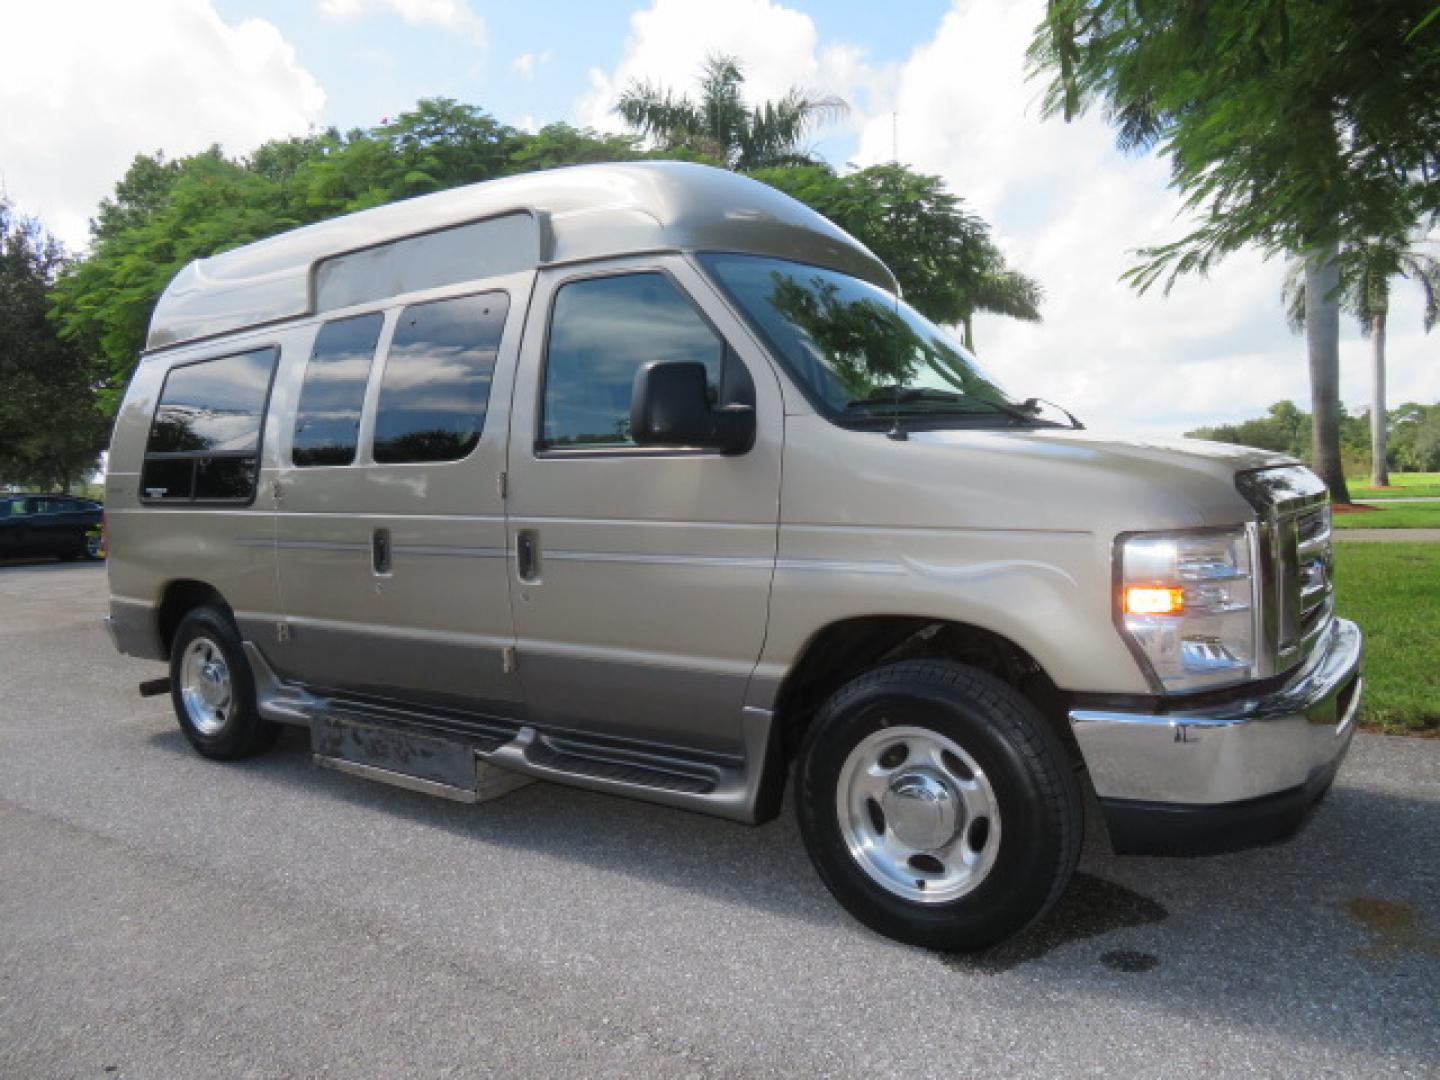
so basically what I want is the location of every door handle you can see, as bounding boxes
[372,528,391,574]
[516,529,539,582]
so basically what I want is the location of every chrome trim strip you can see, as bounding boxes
[106,508,508,524]
[544,549,772,569]
[276,539,370,552]
[785,522,1094,538]
[393,544,506,559]
[513,637,758,677]
[776,557,905,576]
[247,538,507,558]
[509,515,771,531]
[277,511,508,523]
[284,616,515,651]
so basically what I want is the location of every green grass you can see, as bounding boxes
[1333,543,1440,735]
[1348,472,1440,500]
[1333,502,1440,529]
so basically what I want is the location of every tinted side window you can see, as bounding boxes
[372,292,509,464]
[140,347,278,503]
[146,350,274,454]
[293,313,383,467]
[541,274,724,449]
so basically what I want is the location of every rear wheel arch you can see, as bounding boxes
[157,580,233,656]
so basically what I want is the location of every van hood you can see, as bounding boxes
[781,416,1302,535]
[915,427,1294,475]
[909,427,1294,526]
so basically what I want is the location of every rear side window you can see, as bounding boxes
[141,347,278,503]
[292,313,383,467]
[540,273,725,450]
[372,291,509,464]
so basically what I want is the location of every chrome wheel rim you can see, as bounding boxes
[85,533,102,558]
[180,636,232,736]
[836,725,1001,904]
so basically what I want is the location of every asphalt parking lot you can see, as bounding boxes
[1,562,1437,1078]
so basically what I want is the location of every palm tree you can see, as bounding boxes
[615,54,847,171]
[1283,238,1440,486]
[966,249,1044,351]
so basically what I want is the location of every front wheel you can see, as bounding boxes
[169,605,278,760]
[795,661,1082,952]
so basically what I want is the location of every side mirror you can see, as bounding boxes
[630,361,754,454]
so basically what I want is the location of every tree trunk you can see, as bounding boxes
[1304,246,1351,503]
[1370,309,1389,488]
[961,313,975,351]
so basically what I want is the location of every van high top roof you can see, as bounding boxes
[145,161,896,352]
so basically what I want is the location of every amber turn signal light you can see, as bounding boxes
[1124,586,1185,615]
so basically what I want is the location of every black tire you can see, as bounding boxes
[168,605,279,761]
[795,660,1082,952]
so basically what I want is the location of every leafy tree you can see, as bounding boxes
[91,152,184,246]
[52,100,666,402]
[1029,1,1440,503]
[505,123,643,173]
[1283,237,1440,485]
[1389,401,1440,471]
[51,92,1034,423]
[52,149,295,408]
[0,202,107,491]
[755,164,1042,345]
[616,54,846,170]
[1188,400,1312,459]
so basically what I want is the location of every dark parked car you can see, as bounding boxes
[0,494,105,562]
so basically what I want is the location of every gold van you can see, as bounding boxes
[105,163,1362,950]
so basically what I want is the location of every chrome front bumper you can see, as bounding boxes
[1070,617,1362,854]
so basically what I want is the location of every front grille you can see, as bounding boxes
[1237,467,1335,675]
[1295,506,1334,645]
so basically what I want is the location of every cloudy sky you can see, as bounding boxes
[3,0,1436,438]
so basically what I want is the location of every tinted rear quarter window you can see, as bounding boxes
[372,292,509,464]
[141,347,278,503]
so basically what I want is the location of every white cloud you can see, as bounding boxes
[848,0,1439,435]
[0,0,324,252]
[510,51,552,80]
[575,0,880,144]
[581,0,1438,436]
[318,0,486,46]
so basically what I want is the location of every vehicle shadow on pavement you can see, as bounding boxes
[142,721,1440,1058]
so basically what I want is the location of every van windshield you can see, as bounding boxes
[700,253,1042,427]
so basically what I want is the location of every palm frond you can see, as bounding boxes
[614,81,704,149]
[1397,252,1440,332]
[613,53,847,171]
[1281,259,1306,333]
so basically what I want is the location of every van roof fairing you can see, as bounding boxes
[145,162,897,351]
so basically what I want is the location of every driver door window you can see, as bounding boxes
[539,272,728,451]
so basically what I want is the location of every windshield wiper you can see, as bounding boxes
[1022,396,1084,429]
[845,388,1042,425]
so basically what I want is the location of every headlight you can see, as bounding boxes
[1116,527,1256,692]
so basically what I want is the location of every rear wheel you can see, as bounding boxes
[796,660,1082,952]
[169,605,278,760]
